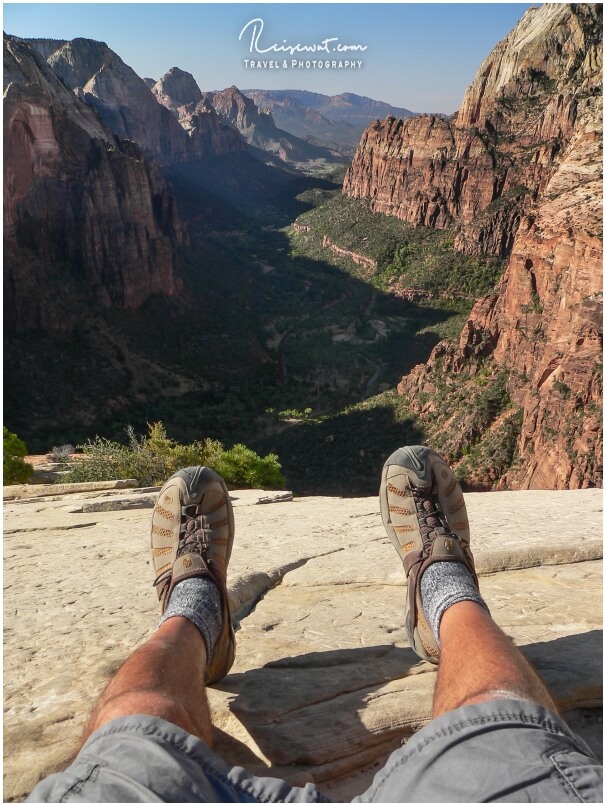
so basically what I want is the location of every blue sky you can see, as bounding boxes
[4,3,535,113]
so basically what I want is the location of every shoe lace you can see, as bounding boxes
[410,484,456,555]
[177,505,212,559]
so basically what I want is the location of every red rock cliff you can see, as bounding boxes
[4,35,182,331]
[348,4,603,489]
[471,104,602,489]
[344,4,602,259]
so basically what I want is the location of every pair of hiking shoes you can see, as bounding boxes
[151,446,479,683]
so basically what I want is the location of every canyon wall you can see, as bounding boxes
[28,37,191,164]
[4,35,181,331]
[347,4,603,489]
[344,5,601,257]
[27,40,246,163]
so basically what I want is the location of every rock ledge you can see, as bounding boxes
[4,488,602,801]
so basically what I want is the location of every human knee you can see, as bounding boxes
[92,689,205,740]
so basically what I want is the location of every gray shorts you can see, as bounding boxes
[27,699,602,803]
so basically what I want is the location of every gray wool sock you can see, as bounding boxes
[158,577,223,658]
[420,562,489,647]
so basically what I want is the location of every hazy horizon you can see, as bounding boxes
[4,3,535,115]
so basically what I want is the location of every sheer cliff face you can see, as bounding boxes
[26,40,246,163]
[349,4,603,490]
[25,38,191,165]
[479,102,602,489]
[343,4,601,257]
[4,35,181,331]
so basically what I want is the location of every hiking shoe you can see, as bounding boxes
[151,466,235,684]
[380,446,478,663]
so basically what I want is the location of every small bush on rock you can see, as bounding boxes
[49,444,75,462]
[64,422,284,489]
[3,427,34,485]
[214,444,284,489]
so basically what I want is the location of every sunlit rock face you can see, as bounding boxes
[346,4,602,490]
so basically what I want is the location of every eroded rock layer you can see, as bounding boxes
[152,69,247,157]
[205,85,347,165]
[26,40,247,163]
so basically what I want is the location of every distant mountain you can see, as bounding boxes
[150,67,246,158]
[201,86,348,168]
[244,89,415,152]
[26,38,191,164]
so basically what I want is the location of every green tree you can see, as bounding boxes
[3,427,34,484]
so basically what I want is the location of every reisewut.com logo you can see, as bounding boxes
[238,18,367,71]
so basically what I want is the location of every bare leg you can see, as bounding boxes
[83,617,213,746]
[433,600,557,718]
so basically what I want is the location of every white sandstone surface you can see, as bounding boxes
[4,485,603,801]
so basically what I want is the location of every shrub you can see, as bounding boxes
[214,444,284,489]
[553,379,572,399]
[3,427,34,485]
[457,409,523,487]
[49,444,75,462]
[64,422,284,489]
[472,370,511,430]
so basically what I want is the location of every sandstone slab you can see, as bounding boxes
[3,489,602,802]
[78,495,158,513]
[4,479,139,500]
[66,489,295,513]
